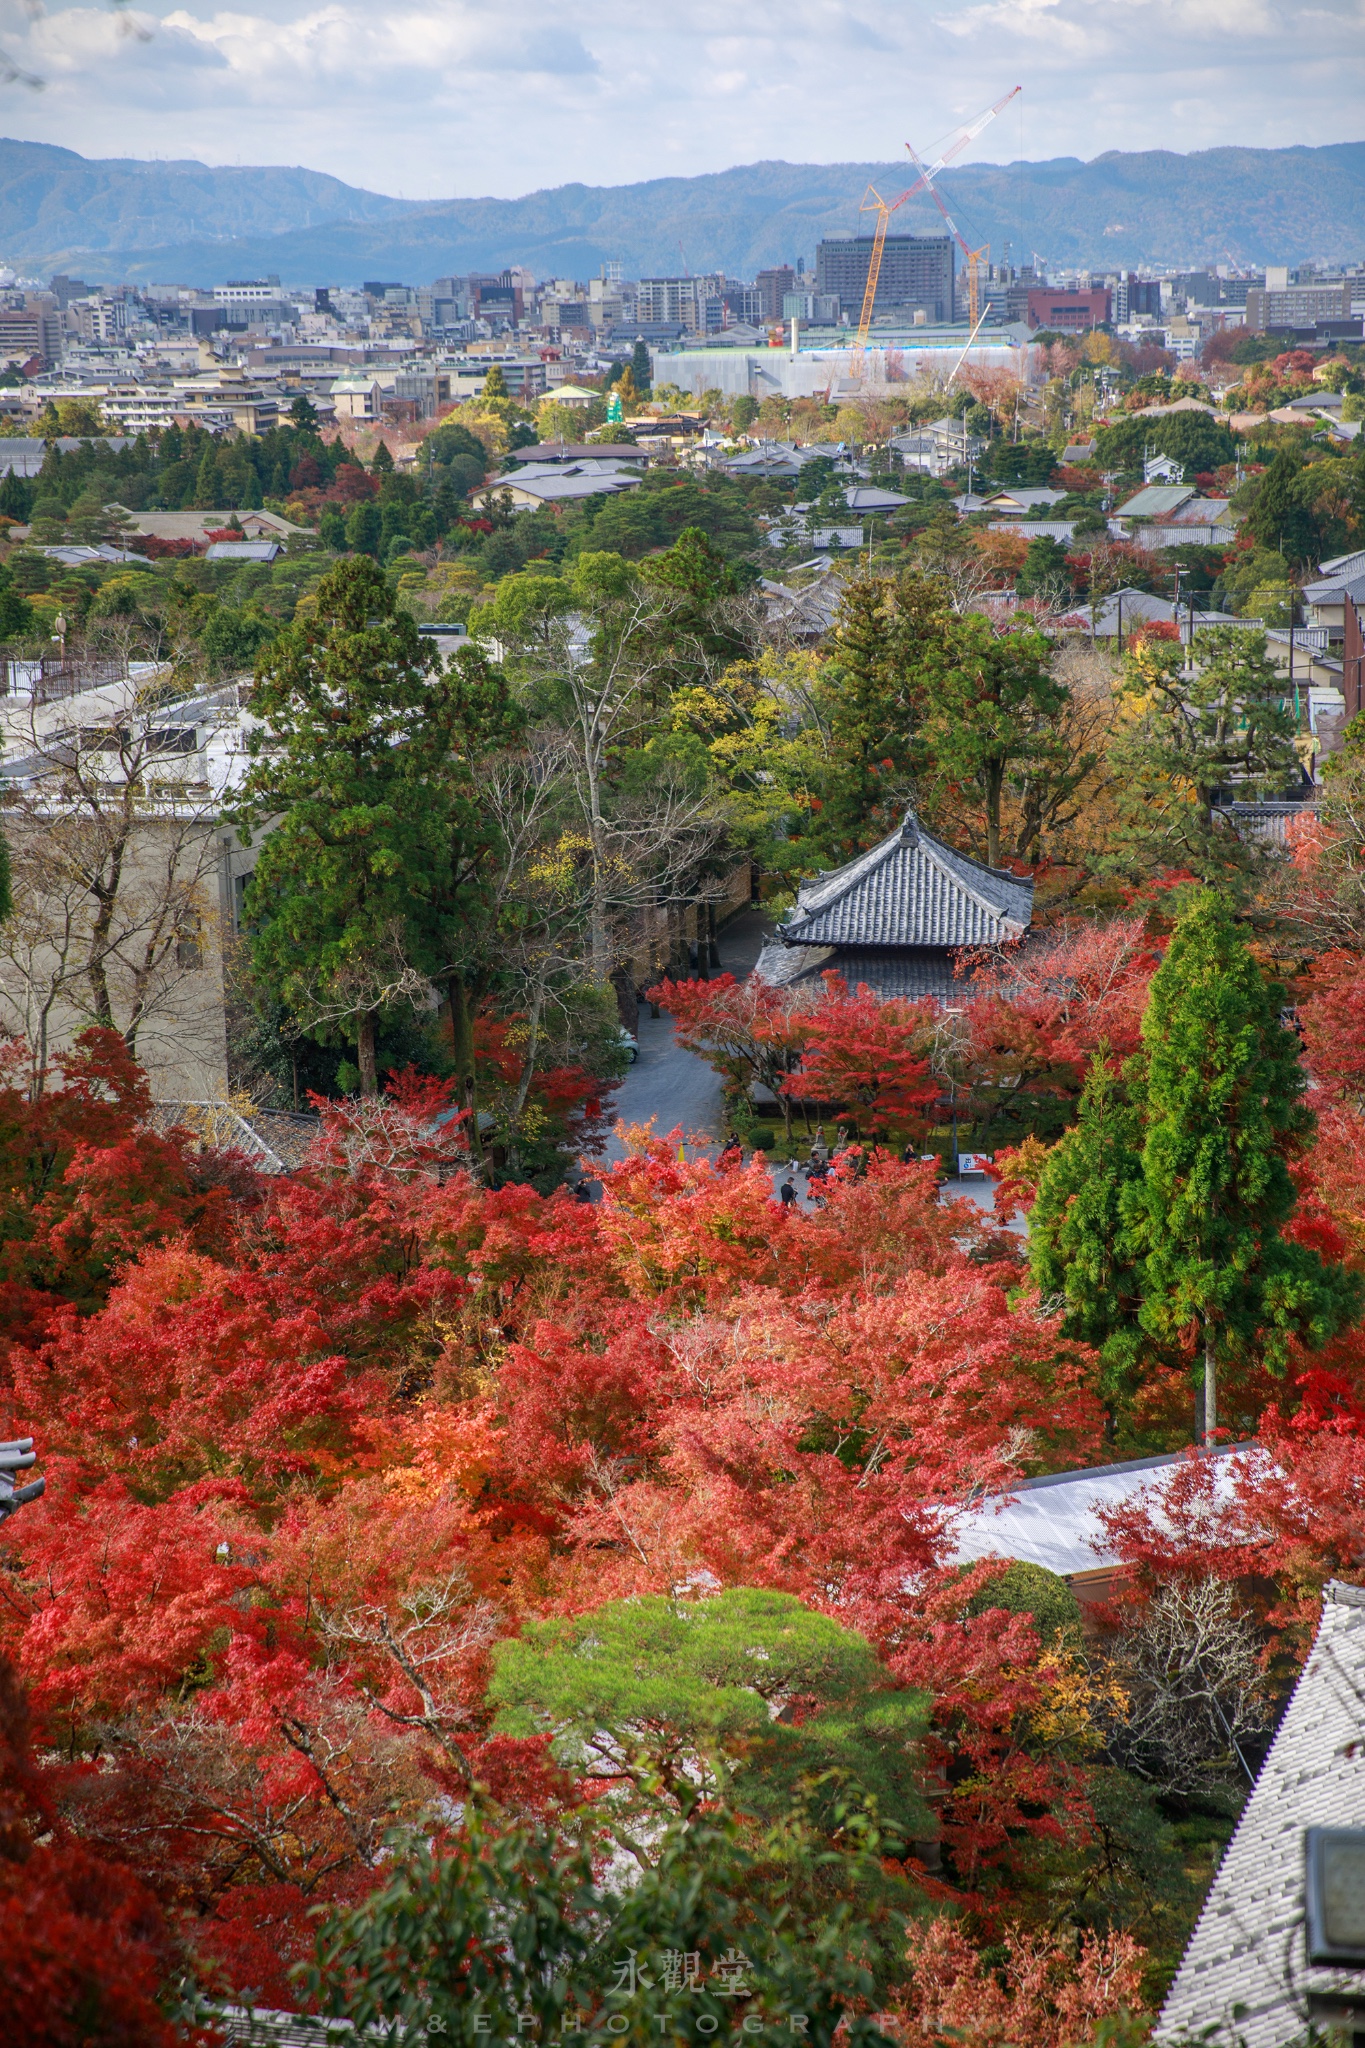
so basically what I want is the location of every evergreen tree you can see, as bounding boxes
[191,442,220,510]
[229,558,521,1101]
[344,502,382,557]
[0,564,32,640]
[1109,627,1299,881]
[630,337,652,394]
[289,392,320,431]
[482,364,509,399]
[228,559,446,1096]
[917,613,1067,868]
[1029,1054,1147,1436]
[371,440,394,473]
[1127,891,1362,1439]
[0,471,32,523]
[1246,446,1318,565]
[810,569,950,857]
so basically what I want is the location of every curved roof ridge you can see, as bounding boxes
[778,811,1033,953]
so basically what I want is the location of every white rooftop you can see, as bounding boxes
[950,1445,1255,1578]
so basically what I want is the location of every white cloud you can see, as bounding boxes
[0,0,1358,196]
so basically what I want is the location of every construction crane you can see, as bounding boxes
[906,143,990,330]
[852,86,1021,359]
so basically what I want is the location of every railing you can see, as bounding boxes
[0,649,123,703]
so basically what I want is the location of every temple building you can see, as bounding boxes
[754,810,1034,1001]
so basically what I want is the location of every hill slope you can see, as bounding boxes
[0,137,415,272]
[3,137,1363,285]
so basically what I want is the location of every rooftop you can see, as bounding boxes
[1158,1581,1365,2048]
[778,810,1034,952]
[1114,483,1197,519]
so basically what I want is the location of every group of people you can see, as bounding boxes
[713,1128,837,1211]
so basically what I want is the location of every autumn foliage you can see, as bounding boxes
[0,944,1360,2031]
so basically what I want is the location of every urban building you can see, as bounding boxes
[815,234,955,324]
[1025,285,1111,332]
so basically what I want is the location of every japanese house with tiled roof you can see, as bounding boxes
[754,810,1033,1001]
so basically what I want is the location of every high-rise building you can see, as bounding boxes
[814,235,954,323]
[754,266,796,321]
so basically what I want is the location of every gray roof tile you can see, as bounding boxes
[779,812,1033,952]
[1157,1581,1365,2048]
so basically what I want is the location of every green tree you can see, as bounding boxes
[809,569,951,858]
[630,337,652,395]
[918,615,1068,868]
[191,441,219,509]
[0,564,32,640]
[289,391,319,431]
[1245,447,1319,565]
[370,439,394,473]
[307,1813,898,2048]
[228,558,463,1094]
[1015,534,1072,602]
[344,501,382,557]
[488,1588,930,1857]
[1108,627,1299,879]
[482,363,509,400]
[1030,1055,1148,1436]
[1127,891,1362,1439]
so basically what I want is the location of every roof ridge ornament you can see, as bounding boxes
[899,809,920,845]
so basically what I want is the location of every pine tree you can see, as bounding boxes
[482,364,509,400]
[1029,1054,1146,1436]
[1127,890,1362,1439]
[630,337,652,394]
[1109,627,1299,880]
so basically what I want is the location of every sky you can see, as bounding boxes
[0,0,1362,197]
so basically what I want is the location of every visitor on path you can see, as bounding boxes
[779,1177,798,1209]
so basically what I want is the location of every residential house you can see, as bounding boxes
[890,415,987,477]
[506,441,647,468]
[842,483,908,513]
[979,486,1068,517]
[1302,553,1365,720]
[469,458,642,511]
[754,809,1034,1002]
[1111,482,1198,532]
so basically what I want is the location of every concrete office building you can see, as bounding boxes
[815,234,955,324]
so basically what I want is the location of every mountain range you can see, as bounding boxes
[2,136,1363,287]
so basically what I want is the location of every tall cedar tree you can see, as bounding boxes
[230,557,519,1095]
[1127,891,1362,1439]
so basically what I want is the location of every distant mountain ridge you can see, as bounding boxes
[1,136,1362,286]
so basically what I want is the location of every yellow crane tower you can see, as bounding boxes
[852,87,1021,363]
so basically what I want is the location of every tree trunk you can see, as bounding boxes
[984,759,1004,869]
[1202,1326,1217,1445]
[357,1013,378,1097]
[447,975,474,1101]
